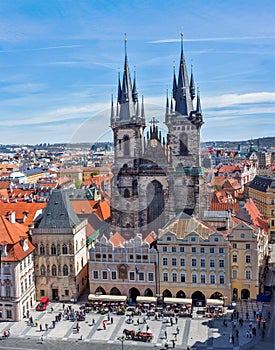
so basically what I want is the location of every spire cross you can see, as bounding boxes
[124,33,127,56]
[149,117,159,127]
[180,32,184,51]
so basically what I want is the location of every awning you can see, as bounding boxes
[164,297,192,304]
[206,299,224,306]
[136,296,157,303]
[88,294,127,302]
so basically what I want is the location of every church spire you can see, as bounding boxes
[189,64,196,100]
[132,68,138,102]
[117,70,122,104]
[110,94,115,122]
[173,33,193,116]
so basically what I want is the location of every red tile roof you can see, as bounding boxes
[109,232,125,247]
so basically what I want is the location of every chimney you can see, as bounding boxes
[8,211,16,224]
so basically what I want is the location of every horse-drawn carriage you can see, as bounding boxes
[123,329,153,342]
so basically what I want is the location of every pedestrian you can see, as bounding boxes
[52,320,55,329]
[171,339,175,348]
[111,317,113,324]
[137,318,139,325]
[164,330,167,339]
[40,324,42,331]
[26,310,29,319]
[232,335,235,345]
[236,329,239,338]
[63,303,65,310]
[45,323,48,331]
[175,316,178,324]
[35,319,38,327]
[261,329,265,339]
[176,326,179,334]
[92,318,95,325]
[146,325,149,332]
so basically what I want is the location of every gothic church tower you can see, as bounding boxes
[110,37,174,239]
[165,34,204,217]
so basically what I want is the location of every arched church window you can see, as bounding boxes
[124,189,130,198]
[179,133,188,155]
[51,244,57,255]
[40,244,45,255]
[63,265,68,276]
[62,244,68,255]
[132,179,138,196]
[40,265,46,276]
[123,135,130,156]
[52,265,57,276]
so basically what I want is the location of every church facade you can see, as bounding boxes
[110,36,204,239]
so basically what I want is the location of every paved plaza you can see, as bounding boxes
[0,300,273,350]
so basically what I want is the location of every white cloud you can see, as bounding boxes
[202,92,275,109]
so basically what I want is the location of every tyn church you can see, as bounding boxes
[110,35,205,239]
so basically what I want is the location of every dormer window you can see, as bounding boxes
[167,236,171,242]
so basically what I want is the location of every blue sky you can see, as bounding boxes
[0,0,274,144]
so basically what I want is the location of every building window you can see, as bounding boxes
[171,246,176,253]
[210,259,215,268]
[233,243,237,249]
[241,233,245,238]
[200,274,206,284]
[129,271,135,280]
[232,254,238,263]
[62,244,68,254]
[111,271,117,280]
[6,310,12,319]
[163,257,168,266]
[209,247,215,254]
[219,248,224,254]
[180,258,185,267]
[172,272,177,282]
[40,244,45,255]
[200,247,205,254]
[246,255,251,264]
[172,258,177,266]
[93,270,99,280]
[51,244,57,255]
[162,246,168,253]
[139,272,144,281]
[167,236,171,241]
[191,258,197,267]
[41,265,47,278]
[63,265,68,276]
[245,244,251,250]
[40,289,45,297]
[191,247,196,253]
[191,237,196,242]
[200,259,206,268]
[180,273,186,283]
[192,274,197,283]
[21,282,24,293]
[102,271,108,280]
[246,270,251,280]
[163,272,168,282]
[214,237,219,242]
[3,265,10,275]
[232,270,237,279]
[65,289,69,296]
[219,259,224,268]
[148,272,154,282]
[5,285,11,297]
[52,265,57,276]
[210,275,216,284]
[180,247,185,253]
[220,275,225,284]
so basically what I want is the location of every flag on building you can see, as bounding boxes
[107,265,111,272]
[135,266,139,274]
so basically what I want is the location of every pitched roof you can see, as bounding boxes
[249,175,275,192]
[0,202,46,226]
[36,190,81,229]
[0,215,28,244]
[109,232,125,248]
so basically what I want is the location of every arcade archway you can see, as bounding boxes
[163,289,172,298]
[192,290,206,307]
[241,289,250,300]
[129,287,140,303]
[176,290,186,298]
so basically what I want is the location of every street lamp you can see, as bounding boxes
[117,336,125,350]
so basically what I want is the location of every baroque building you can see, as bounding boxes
[110,36,204,239]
